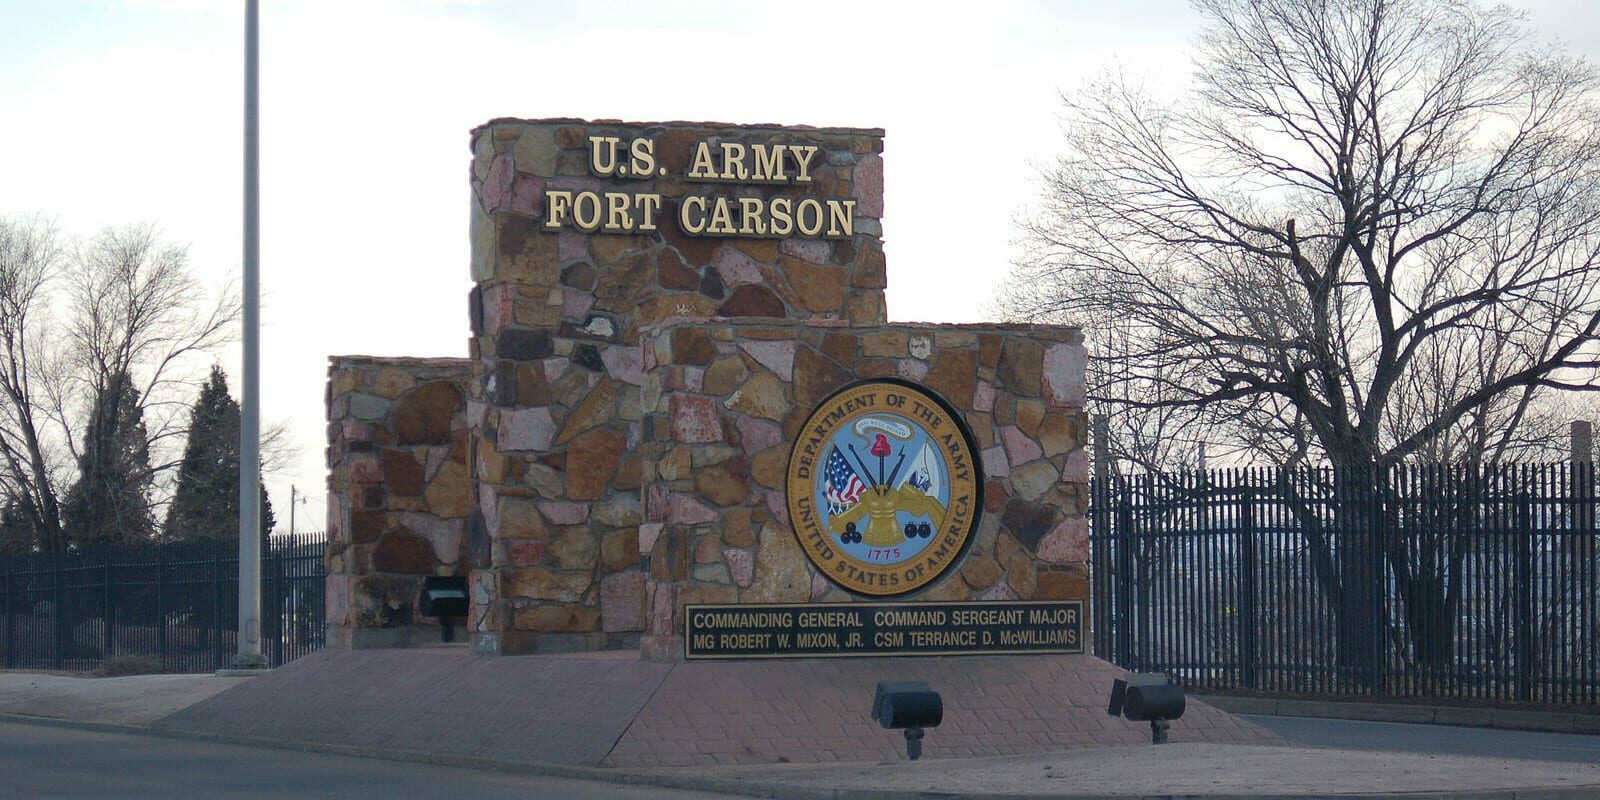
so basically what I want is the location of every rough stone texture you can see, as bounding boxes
[330,118,1087,658]
[327,357,473,648]
[636,319,1086,659]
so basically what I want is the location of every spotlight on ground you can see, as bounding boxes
[419,576,469,642]
[872,681,943,760]
[1108,672,1185,744]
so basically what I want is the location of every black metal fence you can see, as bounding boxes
[0,531,326,673]
[1091,464,1598,704]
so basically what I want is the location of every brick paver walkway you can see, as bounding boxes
[155,648,671,766]
[153,649,1278,769]
[602,654,1278,767]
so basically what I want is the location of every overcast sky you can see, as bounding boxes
[2,0,1596,531]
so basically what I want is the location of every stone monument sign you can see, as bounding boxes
[324,118,1089,659]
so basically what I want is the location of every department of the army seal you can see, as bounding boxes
[786,379,984,596]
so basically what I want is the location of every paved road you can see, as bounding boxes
[1242,714,1600,763]
[0,720,749,799]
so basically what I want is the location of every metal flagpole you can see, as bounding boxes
[233,0,265,670]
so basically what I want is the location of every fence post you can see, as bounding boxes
[52,551,63,670]
[1240,487,1258,690]
[275,540,288,665]
[3,563,12,669]
[1516,494,1535,702]
[1369,467,1386,697]
[156,545,166,666]
[102,559,113,660]
[1115,497,1135,669]
[211,549,223,671]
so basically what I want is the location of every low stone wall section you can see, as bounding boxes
[325,356,474,648]
[633,320,1089,659]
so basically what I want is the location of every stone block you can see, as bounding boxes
[372,528,435,574]
[1034,570,1089,600]
[1010,460,1060,503]
[1043,342,1087,408]
[495,496,549,539]
[505,567,592,602]
[721,508,755,547]
[514,604,601,632]
[650,528,691,582]
[1001,498,1061,552]
[740,523,810,603]
[499,406,555,452]
[670,394,722,443]
[564,427,626,500]
[555,377,620,445]
[739,340,796,381]
[717,284,786,318]
[601,528,640,573]
[538,501,589,525]
[861,331,907,358]
[1000,425,1044,467]
[922,349,977,410]
[1037,518,1090,564]
[601,572,646,632]
[548,527,599,570]
[694,463,750,507]
[726,372,789,421]
[997,338,1044,398]
[424,461,472,518]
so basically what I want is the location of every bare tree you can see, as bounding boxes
[1007,0,1600,470]
[0,218,241,552]
[1006,0,1600,682]
[0,215,69,552]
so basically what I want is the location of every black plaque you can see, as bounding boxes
[683,600,1084,660]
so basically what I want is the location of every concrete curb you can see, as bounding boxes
[3,711,1598,800]
[1197,695,1600,735]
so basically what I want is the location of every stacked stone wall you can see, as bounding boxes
[633,320,1089,659]
[327,118,1092,659]
[325,356,473,648]
[463,119,891,655]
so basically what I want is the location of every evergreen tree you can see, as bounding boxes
[0,499,35,554]
[62,371,155,546]
[164,366,274,541]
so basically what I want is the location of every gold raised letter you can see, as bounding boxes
[605,192,634,232]
[790,146,820,183]
[707,196,737,234]
[753,144,785,182]
[572,191,603,233]
[738,197,766,235]
[637,193,662,232]
[680,195,708,234]
[688,142,717,180]
[826,199,856,238]
[769,197,794,236]
[719,142,749,181]
[544,190,573,229]
[588,137,621,176]
[796,198,824,236]
[629,138,657,177]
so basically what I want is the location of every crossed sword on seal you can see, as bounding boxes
[831,433,947,548]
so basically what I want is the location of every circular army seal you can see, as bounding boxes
[786,379,984,597]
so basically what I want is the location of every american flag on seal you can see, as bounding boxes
[824,446,866,515]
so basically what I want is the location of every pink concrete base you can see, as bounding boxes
[155,649,1278,769]
[604,653,1277,767]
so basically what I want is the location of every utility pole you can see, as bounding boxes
[289,485,307,536]
[231,0,265,671]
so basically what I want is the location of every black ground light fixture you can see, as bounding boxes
[872,681,943,760]
[419,576,469,642]
[1107,673,1185,744]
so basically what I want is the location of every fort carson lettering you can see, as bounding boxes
[541,136,857,239]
